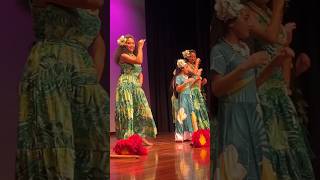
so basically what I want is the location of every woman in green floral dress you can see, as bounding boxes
[246,0,315,179]
[16,1,109,179]
[182,49,210,130]
[114,34,157,145]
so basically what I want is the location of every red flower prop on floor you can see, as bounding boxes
[113,134,148,155]
[191,129,210,148]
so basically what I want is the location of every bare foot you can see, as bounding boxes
[142,138,153,146]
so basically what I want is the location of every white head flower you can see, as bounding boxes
[182,50,191,58]
[117,35,127,46]
[177,59,187,69]
[214,0,244,22]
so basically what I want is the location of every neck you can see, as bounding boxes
[179,72,186,76]
[224,32,240,44]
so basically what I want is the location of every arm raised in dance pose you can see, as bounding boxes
[248,0,285,44]
[120,39,145,64]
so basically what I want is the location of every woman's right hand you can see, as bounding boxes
[269,47,294,67]
[195,58,201,64]
[242,51,269,70]
[138,39,146,48]
[185,77,195,83]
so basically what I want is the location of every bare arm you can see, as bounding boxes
[256,54,287,87]
[176,78,196,93]
[248,0,285,44]
[212,52,269,97]
[139,73,143,85]
[212,66,248,97]
[120,39,145,65]
[195,58,200,70]
[283,22,296,46]
[90,33,105,81]
[256,46,295,87]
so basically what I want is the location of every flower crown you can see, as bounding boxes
[215,0,244,22]
[117,35,127,46]
[177,59,187,69]
[182,50,191,58]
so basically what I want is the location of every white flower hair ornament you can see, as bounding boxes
[117,35,127,46]
[177,59,187,69]
[214,0,244,22]
[182,50,191,58]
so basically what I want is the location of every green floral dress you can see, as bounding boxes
[246,2,315,179]
[188,63,210,130]
[16,4,109,180]
[115,63,157,139]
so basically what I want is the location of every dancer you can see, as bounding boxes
[246,0,315,178]
[171,59,200,141]
[182,50,210,129]
[115,34,157,146]
[16,1,108,179]
[210,0,277,178]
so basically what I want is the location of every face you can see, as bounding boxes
[125,37,135,53]
[230,8,252,40]
[182,65,189,74]
[188,52,197,63]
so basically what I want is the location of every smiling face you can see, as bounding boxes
[181,64,190,74]
[189,52,197,63]
[125,37,135,53]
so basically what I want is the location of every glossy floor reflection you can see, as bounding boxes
[110,133,210,180]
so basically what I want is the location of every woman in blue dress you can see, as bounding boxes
[171,59,200,141]
[210,0,279,178]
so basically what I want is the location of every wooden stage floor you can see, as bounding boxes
[110,133,211,180]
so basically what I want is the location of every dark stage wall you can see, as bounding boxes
[145,0,213,133]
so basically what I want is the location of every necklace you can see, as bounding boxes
[223,38,250,58]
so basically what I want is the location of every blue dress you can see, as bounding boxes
[173,74,196,141]
[210,40,276,179]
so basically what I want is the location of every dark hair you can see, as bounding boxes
[170,67,183,98]
[114,34,138,64]
[210,12,237,47]
[189,49,196,54]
